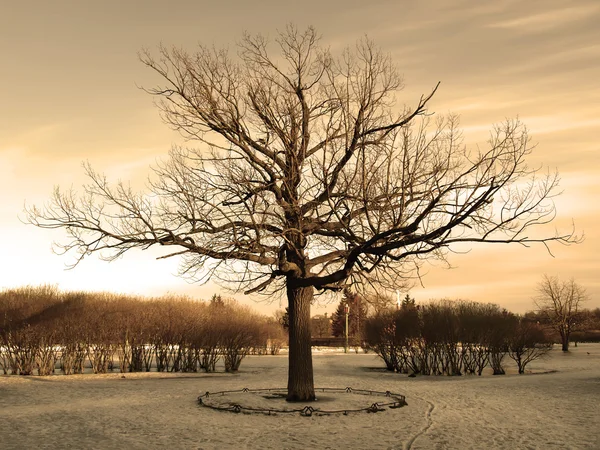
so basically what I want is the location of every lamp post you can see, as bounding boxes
[344,303,349,353]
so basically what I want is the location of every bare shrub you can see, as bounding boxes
[56,292,88,375]
[366,299,531,377]
[485,310,515,376]
[174,299,205,373]
[198,302,224,372]
[456,302,493,376]
[257,317,287,355]
[0,286,61,375]
[0,347,8,375]
[219,304,262,372]
[364,310,398,371]
[508,318,552,374]
[80,295,121,374]
[111,295,149,373]
[148,299,185,372]
[0,285,299,378]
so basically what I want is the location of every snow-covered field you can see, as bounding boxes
[1,344,599,449]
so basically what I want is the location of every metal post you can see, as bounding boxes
[344,303,349,353]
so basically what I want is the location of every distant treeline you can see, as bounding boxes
[522,308,600,344]
[0,286,287,376]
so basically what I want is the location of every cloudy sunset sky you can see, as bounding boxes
[2,0,598,315]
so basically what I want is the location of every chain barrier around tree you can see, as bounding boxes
[198,387,407,416]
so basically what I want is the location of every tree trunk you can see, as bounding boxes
[561,333,569,352]
[286,284,315,402]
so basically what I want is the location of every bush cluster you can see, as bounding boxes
[364,300,551,376]
[0,286,286,376]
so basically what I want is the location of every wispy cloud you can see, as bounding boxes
[487,5,600,30]
[521,116,600,135]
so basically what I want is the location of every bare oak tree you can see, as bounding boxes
[26,26,577,401]
[536,275,587,352]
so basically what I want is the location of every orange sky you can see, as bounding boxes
[1,0,598,315]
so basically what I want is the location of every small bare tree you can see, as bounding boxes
[508,318,552,374]
[536,275,587,352]
[26,26,577,400]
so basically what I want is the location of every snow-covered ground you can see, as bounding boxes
[1,344,599,449]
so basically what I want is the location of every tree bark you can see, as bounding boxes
[286,284,316,402]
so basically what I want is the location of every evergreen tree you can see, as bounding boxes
[210,294,225,307]
[332,289,367,339]
[401,294,416,309]
[332,301,347,338]
[279,307,290,330]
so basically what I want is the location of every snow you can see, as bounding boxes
[1,345,599,449]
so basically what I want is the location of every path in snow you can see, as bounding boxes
[403,393,435,450]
